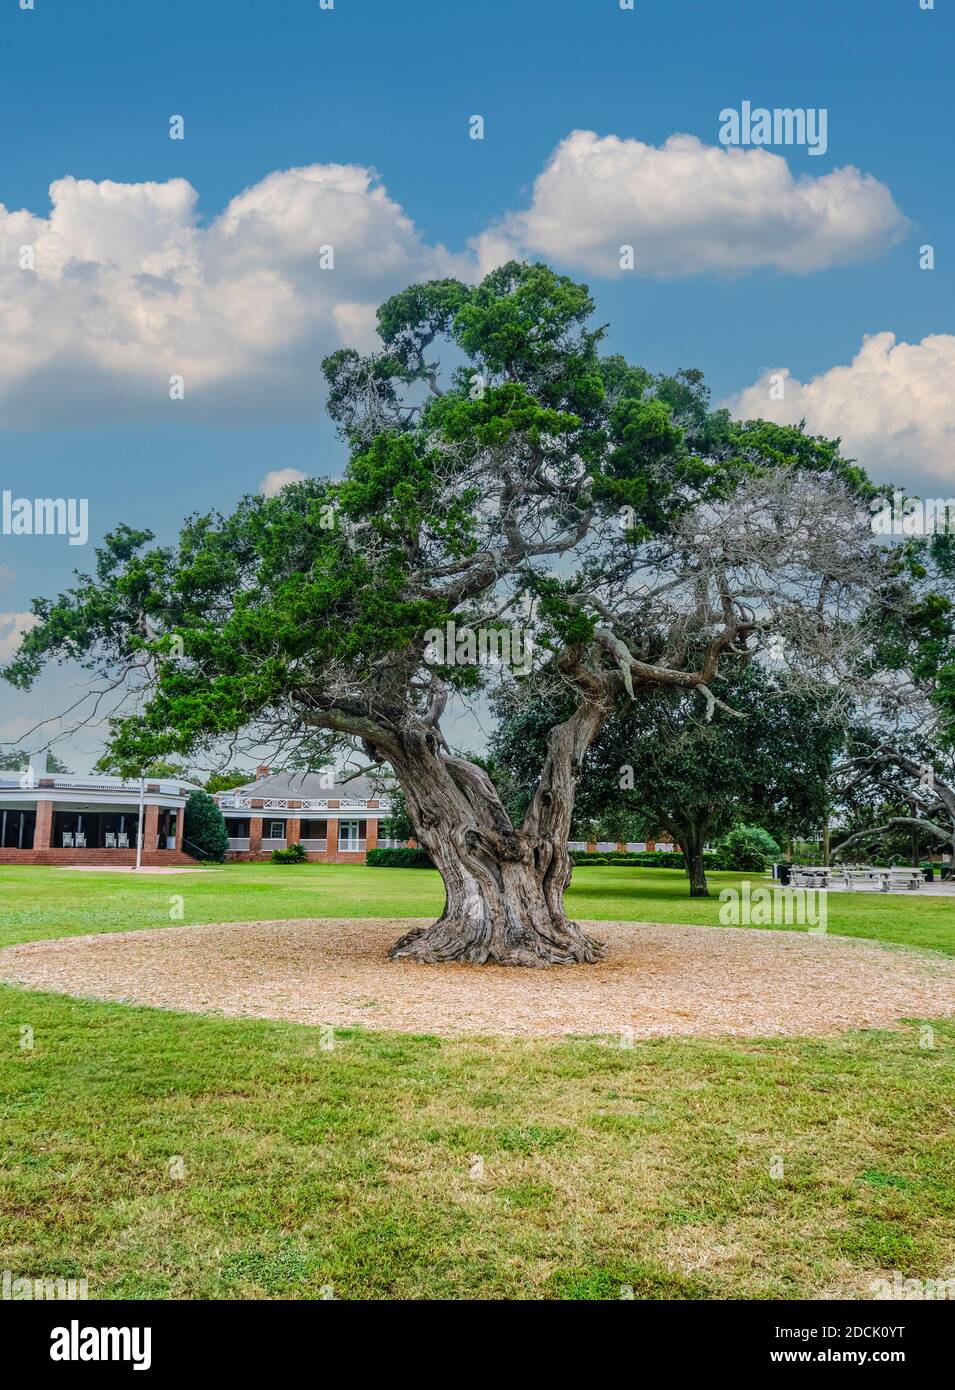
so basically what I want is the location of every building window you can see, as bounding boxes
[338,819,366,850]
[269,820,284,839]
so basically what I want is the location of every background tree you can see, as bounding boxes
[204,768,255,795]
[1,749,72,774]
[3,263,898,965]
[494,664,843,897]
[833,740,955,865]
[823,509,955,866]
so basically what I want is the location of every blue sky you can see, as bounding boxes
[0,0,951,767]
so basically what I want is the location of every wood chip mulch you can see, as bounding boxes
[2,918,953,1040]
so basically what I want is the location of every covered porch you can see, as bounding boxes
[0,768,192,865]
[223,814,376,860]
[49,805,181,851]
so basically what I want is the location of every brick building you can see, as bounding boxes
[214,767,401,863]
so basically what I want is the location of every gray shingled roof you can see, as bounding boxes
[226,770,394,801]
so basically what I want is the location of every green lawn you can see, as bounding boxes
[1,863,953,1300]
[1,861,952,954]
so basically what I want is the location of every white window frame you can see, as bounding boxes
[338,819,362,850]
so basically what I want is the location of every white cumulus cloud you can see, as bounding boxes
[727,332,955,490]
[0,137,913,428]
[260,468,308,497]
[482,130,909,278]
[0,611,39,663]
[0,163,467,428]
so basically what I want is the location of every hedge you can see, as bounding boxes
[366,847,436,869]
[367,846,727,871]
[569,849,722,869]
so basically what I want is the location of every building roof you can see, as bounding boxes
[221,770,394,802]
[0,769,190,806]
[0,753,193,799]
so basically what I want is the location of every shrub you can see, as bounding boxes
[366,846,436,869]
[271,842,307,863]
[715,824,772,872]
[182,789,229,862]
[739,824,781,856]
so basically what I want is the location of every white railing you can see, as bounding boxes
[596,841,617,852]
[215,794,388,812]
[53,782,132,793]
[376,838,407,849]
[261,837,286,849]
[300,838,327,852]
[337,839,366,852]
[626,842,647,852]
[568,841,587,851]
[228,837,250,852]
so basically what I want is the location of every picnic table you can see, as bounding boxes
[790,865,924,892]
[788,866,832,888]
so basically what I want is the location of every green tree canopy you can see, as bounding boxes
[2,262,904,963]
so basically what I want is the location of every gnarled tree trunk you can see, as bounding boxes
[387,702,609,966]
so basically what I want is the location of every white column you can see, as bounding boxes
[135,777,145,870]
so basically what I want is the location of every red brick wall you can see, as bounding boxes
[143,804,160,852]
[226,849,371,864]
[0,849,196,866]
[34,800,54,849]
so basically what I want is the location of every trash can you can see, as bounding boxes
[776,862,792,886]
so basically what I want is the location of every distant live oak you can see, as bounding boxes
[4,261,942,965]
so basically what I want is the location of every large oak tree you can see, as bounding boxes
[4,263,897,964]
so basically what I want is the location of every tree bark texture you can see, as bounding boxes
[387,703,609,966]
